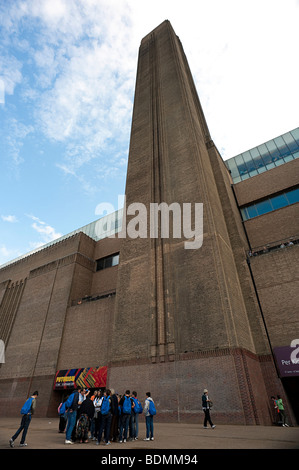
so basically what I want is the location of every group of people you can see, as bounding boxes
[58,388,156,445]
[248,238,296,257]
[8,387,291,447]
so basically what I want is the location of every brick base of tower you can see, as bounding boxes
[108,348,284,425]
[0,348,292,425]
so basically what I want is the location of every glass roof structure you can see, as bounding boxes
[225,127,299,183]
[0,209,123,269]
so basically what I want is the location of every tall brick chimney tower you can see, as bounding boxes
[109,20,276,424]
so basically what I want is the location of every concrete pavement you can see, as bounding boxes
[1,417,298,450]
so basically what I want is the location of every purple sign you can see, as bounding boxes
[274,344,299,377]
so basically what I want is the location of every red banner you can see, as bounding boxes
[54,366,107,390]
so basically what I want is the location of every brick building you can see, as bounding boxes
[0,21,298,425]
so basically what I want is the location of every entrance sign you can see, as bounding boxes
[53,366,107,390]
[274,345,299,377]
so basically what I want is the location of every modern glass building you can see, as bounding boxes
[225,127,299,183]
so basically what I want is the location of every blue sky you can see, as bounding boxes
[1,0,299,266]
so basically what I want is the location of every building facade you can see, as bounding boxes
[0,21,298,425]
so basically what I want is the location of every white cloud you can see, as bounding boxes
[27,214,62,243]
[9,0,135,180]
[3,119,34,166]
[1,0,299,175]
[1,215,18,223]
[0,55,23,97]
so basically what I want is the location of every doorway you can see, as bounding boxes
[282,376,299,424]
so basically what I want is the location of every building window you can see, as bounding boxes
[96,253,119,271]
[225,127,299,183]
[240,186,299,221]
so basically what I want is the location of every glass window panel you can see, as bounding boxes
[255,199,272,216]
[270,193,288,210]
[111,254,119,266]
[240,208,248,221]
[265,139,282,162]
[105,257,113,268]
[235,154,248,176]
[292,151,299,159]
[249,147,265,170]
[273,136,290,157]
[248,170,258,177]
[285,187,299,205]
[282,132,299,153]
[242,151,257,172]
[233,175,242,183]
[257,144,272,165]
[290,128,299,146]
[283,154,294,163]
[96,253,120,271]
[247,205,258,218]
[265,162,276,170]
[96,259,105,271]
[257,166,267,174]
[226,158,240,180]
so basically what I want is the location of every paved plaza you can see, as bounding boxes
[0,417,298,450]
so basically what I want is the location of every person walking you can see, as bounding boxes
[143,392,155,441]
[9,391,39,447]
[202,388,216,429]
[271,395,280,425]
[276,395,289,426]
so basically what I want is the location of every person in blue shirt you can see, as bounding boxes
[9,391,39,447]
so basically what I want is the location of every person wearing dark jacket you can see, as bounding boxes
[109,389,119,442]
[77,391,94,443]
[202,388,216,429]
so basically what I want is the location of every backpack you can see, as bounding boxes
[65,392,76,410]
[148,399,156,416]
[132,397,143,414]
[58,402,67,415]
[20,397,34,415]
[122,395,132,414]
[100,396,111,415]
